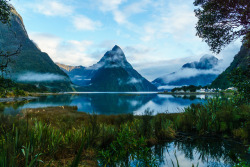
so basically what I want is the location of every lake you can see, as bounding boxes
[1,92,215,115]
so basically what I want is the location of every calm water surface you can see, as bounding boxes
[1,92,215,115]
[154,138,249,167]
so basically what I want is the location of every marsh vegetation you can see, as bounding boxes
[0,96,249,166]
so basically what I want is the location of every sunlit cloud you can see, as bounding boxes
[73,15,102,31]
[32,0,74,17]
[30,33,95,66]
[141,2,197,42]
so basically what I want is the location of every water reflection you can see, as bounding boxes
[154,138,248,167]
[1,93,215,115]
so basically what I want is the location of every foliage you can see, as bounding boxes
[0,100,249,166]
[229,67,250,104]
[141,108,154,138]
[0,78,48,97]
[0,0,11,24]
[233,159,249,167]
[175,98,250,143]
[171,85,210,93]
[194,0,249,53]
[211,45,250,89]
[98,123,157,167]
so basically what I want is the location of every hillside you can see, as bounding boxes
[0,8,72,91]
[211,45,250,89]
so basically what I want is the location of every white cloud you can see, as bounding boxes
[97,0,151,27]
[30,33,95,66]
[128,77,141,84]
[30,33,61,56]
[141,2,197,42]
[160,68,221,84]
[161,3,197,38]
[158,85,182,90]
[18,72,66,82]
[97,0,128,25]
[98,0,125,12]
[113,10,128,24]
[73,15,102,31]
[33,0,74,17]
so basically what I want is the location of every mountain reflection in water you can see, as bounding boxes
[1,93,213,115]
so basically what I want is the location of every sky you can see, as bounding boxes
[11,0,242,81]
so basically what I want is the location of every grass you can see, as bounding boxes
[0,97,249,166]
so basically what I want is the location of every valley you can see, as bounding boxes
[0,1,249,167]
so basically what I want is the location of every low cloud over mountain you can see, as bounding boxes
[152,55,222,89]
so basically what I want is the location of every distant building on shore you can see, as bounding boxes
[196,88,205,93]
[226,87,237,91]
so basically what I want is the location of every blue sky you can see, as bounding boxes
[11,0,241,80]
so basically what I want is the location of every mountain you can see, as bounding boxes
[182,54,219,69]
[211,45,250,89]
[0,7,72,91]
[152,55,220,89]
[58,45,157,92]
[56,63,91,86]
[56,63,86,72]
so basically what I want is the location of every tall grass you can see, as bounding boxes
[0,97,249,166]
[175,97,249,143]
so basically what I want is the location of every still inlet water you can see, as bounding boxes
[1,92,213,115]
[1,93,249,166]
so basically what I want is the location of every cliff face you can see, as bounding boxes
[0,8,72,91]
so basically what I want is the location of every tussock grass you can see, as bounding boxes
[0,97,249,166]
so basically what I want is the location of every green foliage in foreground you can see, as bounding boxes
[0,97,249,166]
[99,123,157,167]
[233,159,249,167]
[0,107,167,166]
[175,98,249,143]
[229,67,250,104]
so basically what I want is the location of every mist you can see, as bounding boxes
[127,77,142,84]
[161,68,221,83]
[17,72,66,82]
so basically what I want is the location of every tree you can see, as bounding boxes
[0,0,12,24]
[229,67,250,104]
[0,46,21,78]
[0,0,21,79]
[194,0,249,53]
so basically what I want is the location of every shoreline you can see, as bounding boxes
[32,91,221,95]
[0,96,38,103]
[158,92,220,95]
[0,91,228,103]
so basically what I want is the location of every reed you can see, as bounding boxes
[0,96,249,166]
